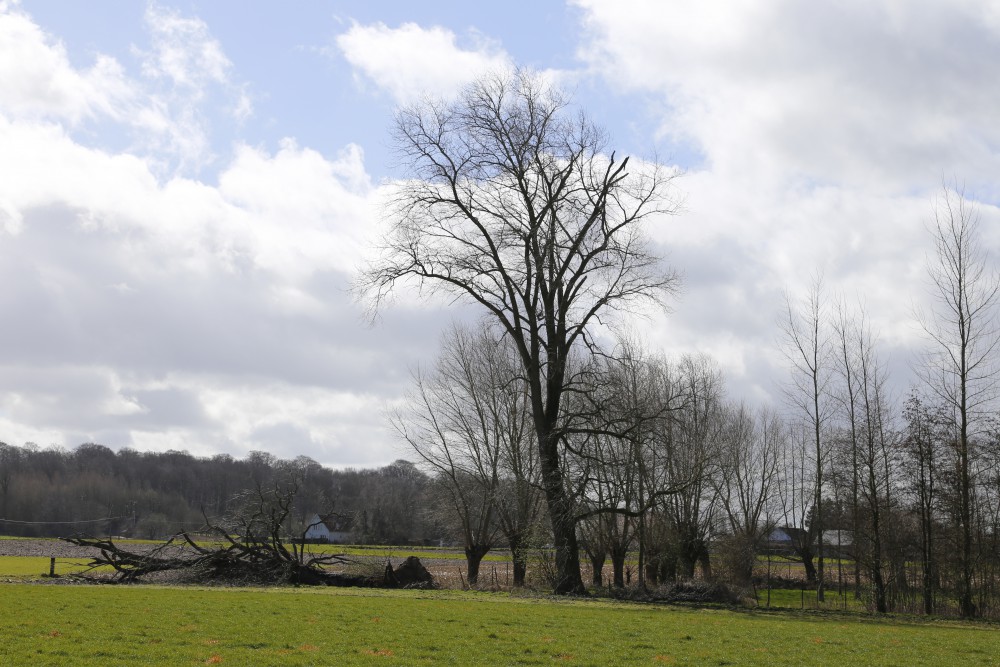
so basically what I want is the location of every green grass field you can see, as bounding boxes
[2,584,998,666]
[0,556,96,578]
[757,588,868,613]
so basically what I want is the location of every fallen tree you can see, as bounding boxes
[60,532,384,586]
[62,481,434,588]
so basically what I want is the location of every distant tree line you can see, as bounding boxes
[0,443,433,546]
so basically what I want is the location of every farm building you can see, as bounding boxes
[303,514,354,544]
[765,527,854,558]
[766,526,807,554]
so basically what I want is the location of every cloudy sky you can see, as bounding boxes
[2,1,999,467]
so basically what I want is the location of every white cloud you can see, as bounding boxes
[335,21,511,103]
[139,3,232,91]
[573,0,1000,405]
[0,3,251,173]
[196,380,396,466]
[218,139,376,279]
[0,198,22,234]
[132,3,253,170]
[0,7,135,124]
[0,110,380,283]
[575,0,1000,193]
[0,366,402,467]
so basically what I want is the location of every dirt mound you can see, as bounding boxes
[389,556,434,588]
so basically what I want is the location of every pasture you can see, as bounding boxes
[2,583,998,666]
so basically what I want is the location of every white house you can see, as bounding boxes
[767,527,795,544]
[303,514,353,544]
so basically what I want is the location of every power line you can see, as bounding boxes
[0,516,128,525]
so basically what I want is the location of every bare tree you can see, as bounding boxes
[917,186,1000,617]
[583,338,663,590]
[656,354,723,581]
[491,375,544,588]
[832,299,864,599]
[715,403,785,585]
[778,422,819,583]
[577,504,610,587]
[835,308,896,612]
[902,393,947,615]
[568,342,699,589]
[360,70,681,593]
[780,276,833,600]
[577,430,638,589]
[392,323,526,585]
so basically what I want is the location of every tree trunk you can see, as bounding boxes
[733,534,756,585]
[698,544,713,581]
[465,544,490,586]
[509,538,528,588]
[580,526,607,588]
[800,546,817,583]
[869,524,887,613]
[815,451,825,602]
[513,557,528,588]
[921,516,935,615]
[657,551,678,584]
[676,526,702,580]
[547,495,585,594]
[643,556,662,586]
[610,544,628,588]
[589,552,606,587]
[959,417,976,618]
[539,430,585,594]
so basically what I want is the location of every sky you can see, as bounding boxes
[1,0,999,468]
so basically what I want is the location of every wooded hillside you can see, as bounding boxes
[0,442,431,544]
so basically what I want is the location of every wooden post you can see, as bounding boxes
[49,557,56,577]
[766,543,772,609]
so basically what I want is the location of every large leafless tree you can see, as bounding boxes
[918,187,1000,617]
[780,277,834,600]
[360,70,680,593]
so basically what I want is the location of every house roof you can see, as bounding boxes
[769,526,808,542]
[307,513,353,533]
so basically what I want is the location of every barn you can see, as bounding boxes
[303,514,354,544]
